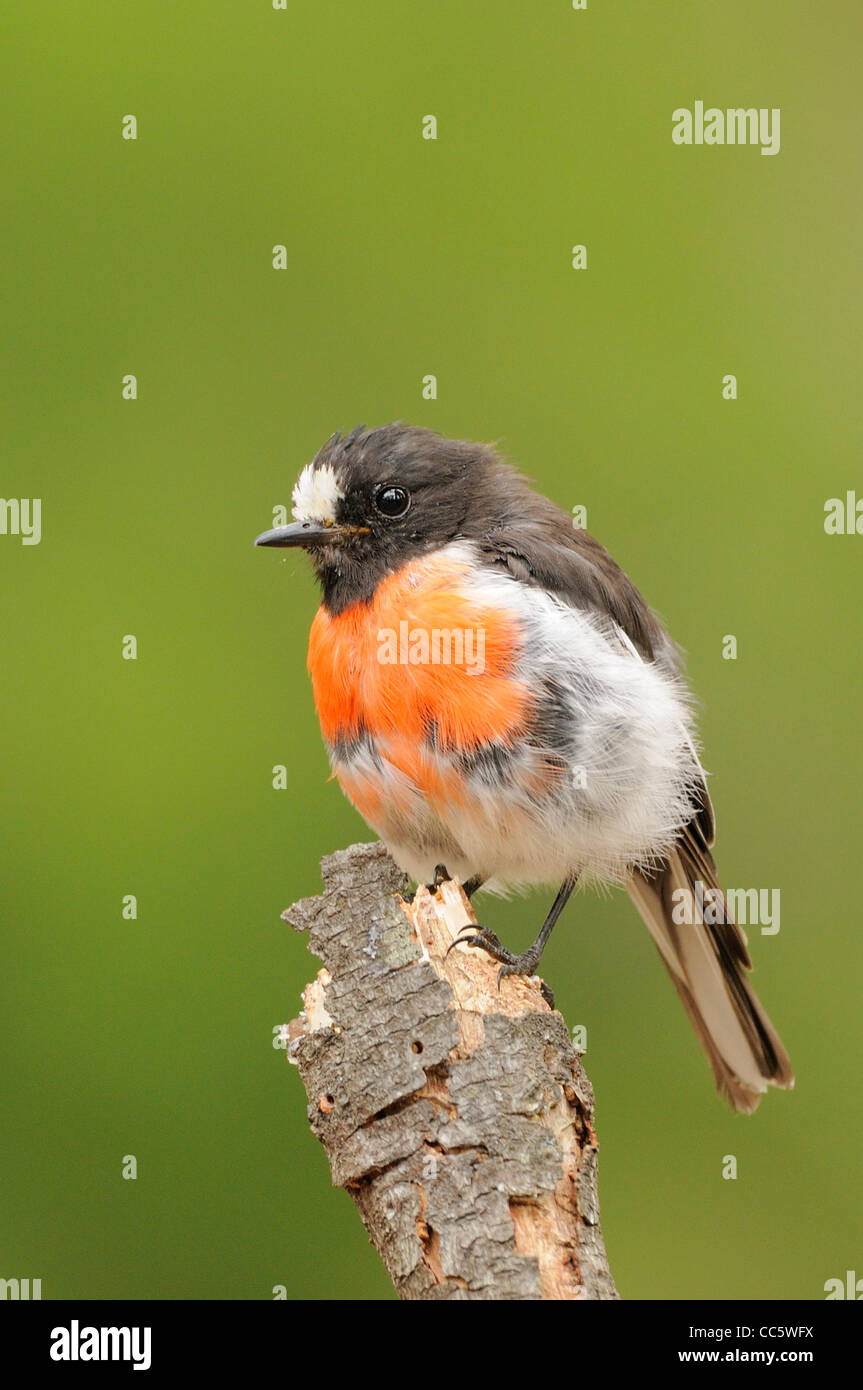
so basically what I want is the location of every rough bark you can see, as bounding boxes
[283,841,618,1301]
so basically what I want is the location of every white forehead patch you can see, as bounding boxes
[291,463,344,525]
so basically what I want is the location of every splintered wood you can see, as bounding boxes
[284,841,617,1300]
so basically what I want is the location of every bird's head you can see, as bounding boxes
[254,423,523,612]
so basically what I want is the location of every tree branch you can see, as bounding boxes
[283,841,618,1301]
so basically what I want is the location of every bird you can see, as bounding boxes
[255,423,794,1113]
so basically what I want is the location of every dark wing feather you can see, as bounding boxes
[475,519,665,662]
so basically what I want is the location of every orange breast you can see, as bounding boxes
[307,552,528,753]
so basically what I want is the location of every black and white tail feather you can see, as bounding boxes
[628,791,794,1113]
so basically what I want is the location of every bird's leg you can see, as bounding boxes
[461,874,485,900]
[447,875,578,1000]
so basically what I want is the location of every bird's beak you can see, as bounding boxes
[254,520,365,549]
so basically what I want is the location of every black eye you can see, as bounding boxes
[374,484,410,518]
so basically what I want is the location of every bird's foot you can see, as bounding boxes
[446,926,554,1007]
[403,864,453,904]
[428,863,452,893]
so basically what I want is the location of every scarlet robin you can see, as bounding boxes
[255,423,793,1112]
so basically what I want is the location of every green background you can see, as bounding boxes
[2,1,860,1300]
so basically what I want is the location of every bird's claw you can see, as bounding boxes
[446,926,554,1006]
[446,925,517,967]
[428,863,452,893]
[445,923,483,958]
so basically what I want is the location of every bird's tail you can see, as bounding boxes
[627,830,794,1113]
